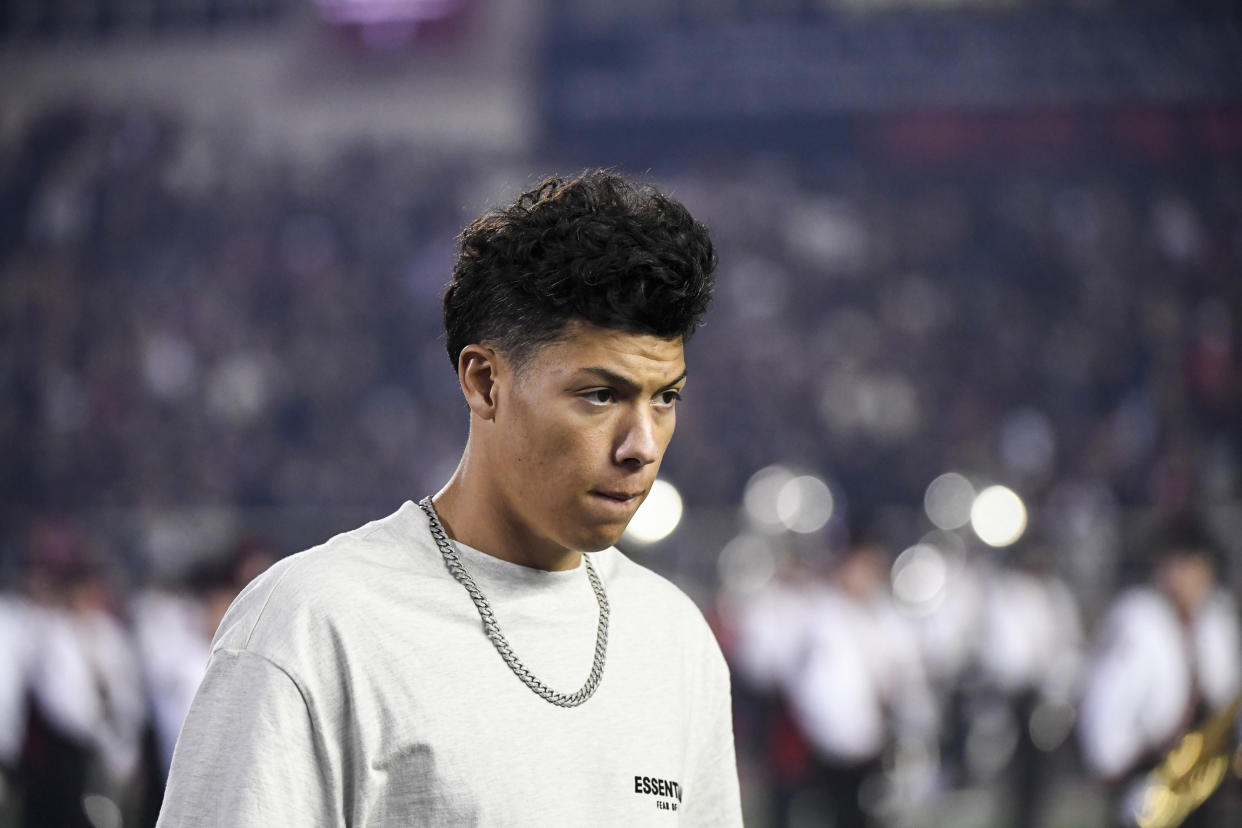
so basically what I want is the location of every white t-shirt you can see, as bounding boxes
[157,501,742,827]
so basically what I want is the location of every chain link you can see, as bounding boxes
[417,497,610,708]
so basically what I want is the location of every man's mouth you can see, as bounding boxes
[593,490,641,504]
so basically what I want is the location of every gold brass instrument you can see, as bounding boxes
[1133,689,1242,828]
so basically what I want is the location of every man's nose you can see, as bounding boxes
[615,407,661,467]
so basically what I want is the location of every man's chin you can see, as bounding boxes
[575,523,630,553]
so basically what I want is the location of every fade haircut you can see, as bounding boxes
[443,170,717,371]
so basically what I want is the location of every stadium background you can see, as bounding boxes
[1,1,1240,826]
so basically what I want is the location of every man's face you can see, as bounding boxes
[485,322,686,558]
[1158,549,1214,617]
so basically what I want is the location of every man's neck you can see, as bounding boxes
[431,475,583,572]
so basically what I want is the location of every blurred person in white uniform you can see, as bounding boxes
[784,527,938,827]
[723,543,828,828]
[728,549,819,709]
[133,536,275,778]
[902,536,986,789]
[0,581,33,821]
[975,541,1084,828]
[1078,515,1241,827]
[18,528,147,828]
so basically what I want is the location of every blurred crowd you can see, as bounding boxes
[1,102,1240,826]
[720,512,1240,827]
[0,528,272,827]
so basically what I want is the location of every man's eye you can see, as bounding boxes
[657,390,682,407]
[584,389,615,405]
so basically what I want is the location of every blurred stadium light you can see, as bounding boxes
[775,474,835,535]
[743,465,797,534]
[717,532,778,596]
[923,472,975,531]
[970,485,1029,548]
[891,542,948,617]
[623,478,684,545]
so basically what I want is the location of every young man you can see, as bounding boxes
[156,171,744,826]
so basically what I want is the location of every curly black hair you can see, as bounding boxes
[443,169,716,371]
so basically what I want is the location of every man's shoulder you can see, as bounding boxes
[599,548,719,643]
[1098,586,1180,653]
[211,501,432,655]
[601,547,694,603]
[1109,586,1170,624]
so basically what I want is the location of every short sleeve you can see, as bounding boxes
[157,648,342,828]
[679,628,744,828]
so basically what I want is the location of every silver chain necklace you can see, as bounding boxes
[417,497,610,708]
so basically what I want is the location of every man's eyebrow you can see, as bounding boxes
[578,366,687,392]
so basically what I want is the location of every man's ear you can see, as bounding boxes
[458,344,500,421]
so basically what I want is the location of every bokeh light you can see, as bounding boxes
[742,465,796,533]
[923,472,976,530]
[969,485,1028,547]
[623,479,683,544]
[717,533,778,595]
[776,474,835,534]
[891,543,948,616]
